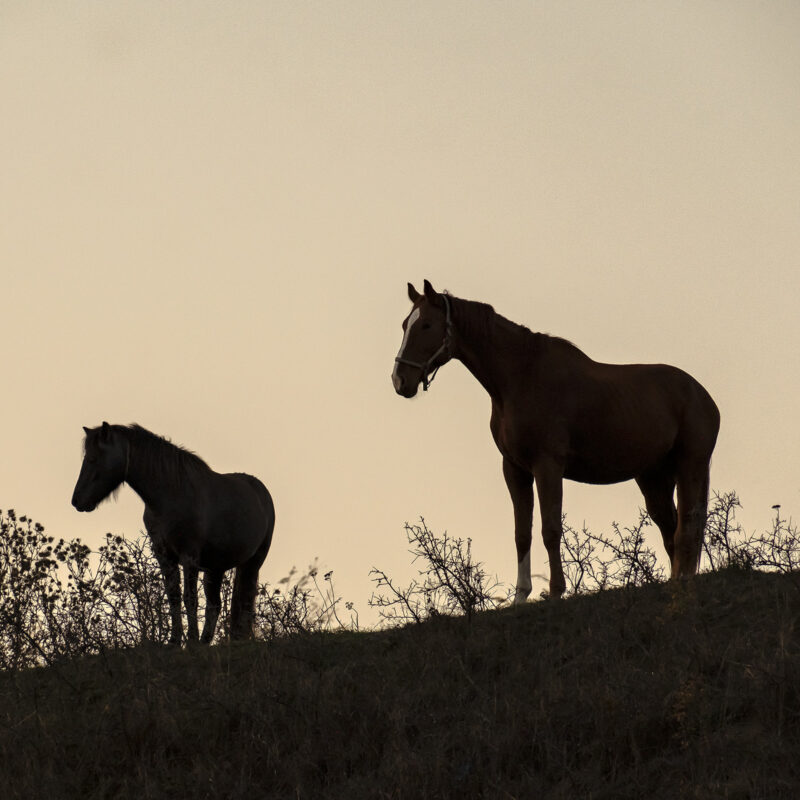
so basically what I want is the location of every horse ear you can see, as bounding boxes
[100,421,111,441]
[407,282,421,303]
[83,426,91,435]
[423,279,444,308]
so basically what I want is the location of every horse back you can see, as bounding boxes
[498,355,719,483]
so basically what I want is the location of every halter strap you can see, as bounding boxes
[394,293,453,391]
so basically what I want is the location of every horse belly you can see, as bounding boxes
[564,414,678,484]
[152,510,265,574]
[197,512,266,570]
[195,541,254,572]
[563,458,642,485]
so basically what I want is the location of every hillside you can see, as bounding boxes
[1,568,798,799]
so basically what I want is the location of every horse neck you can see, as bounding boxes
[451,299,522,401]
[123,433,190,512]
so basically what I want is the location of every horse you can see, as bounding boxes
[71,422,275,644]
[392,280,720,604]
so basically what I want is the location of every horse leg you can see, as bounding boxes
[673,457,711,576]
[230,563,260,641]
[183,565,199,642]
[230,569,254,640]
[535,461,566,598]
[200,570,224,644]
[231,535,271,639]
[636,466,678,567]
[152,542,183,646]
[503,457,534,605]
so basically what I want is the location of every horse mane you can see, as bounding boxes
[446,292,585,358]
[116,424,212,483]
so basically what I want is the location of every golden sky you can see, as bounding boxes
[3,1,799,609]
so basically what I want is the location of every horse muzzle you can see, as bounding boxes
[392,371,420,398]
[71,494,96,513]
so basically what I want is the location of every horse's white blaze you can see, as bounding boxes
[514,550,532,605]
[392,307,420,390]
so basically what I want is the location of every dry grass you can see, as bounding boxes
[1,567,799,799]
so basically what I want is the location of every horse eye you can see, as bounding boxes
[422,322,431,330]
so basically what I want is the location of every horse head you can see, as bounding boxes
[71,422,128,512]
[392,279,454,397]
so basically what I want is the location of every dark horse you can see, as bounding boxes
[72,423,275,643]
[393,280,720,603]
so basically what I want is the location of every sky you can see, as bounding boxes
[2,1,799,617]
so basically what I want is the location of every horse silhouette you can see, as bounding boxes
[72,422,274,643]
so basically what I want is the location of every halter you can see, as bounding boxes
[394,293,454,391]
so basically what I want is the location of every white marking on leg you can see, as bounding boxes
[392,307,420,390]
[514,550,532,605]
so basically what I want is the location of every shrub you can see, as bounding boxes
[703,491,800,573]
[562,490,800,594]
[369,518,509,626]
[373,492,798,626]
[562,510,665,595]
[0,509,355,670]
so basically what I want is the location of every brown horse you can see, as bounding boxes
[393,280,720,603]
[72,423,275,643]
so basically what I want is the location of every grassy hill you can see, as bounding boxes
[1,567,798,799]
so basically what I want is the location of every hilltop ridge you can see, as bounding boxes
[1,568,798,799]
